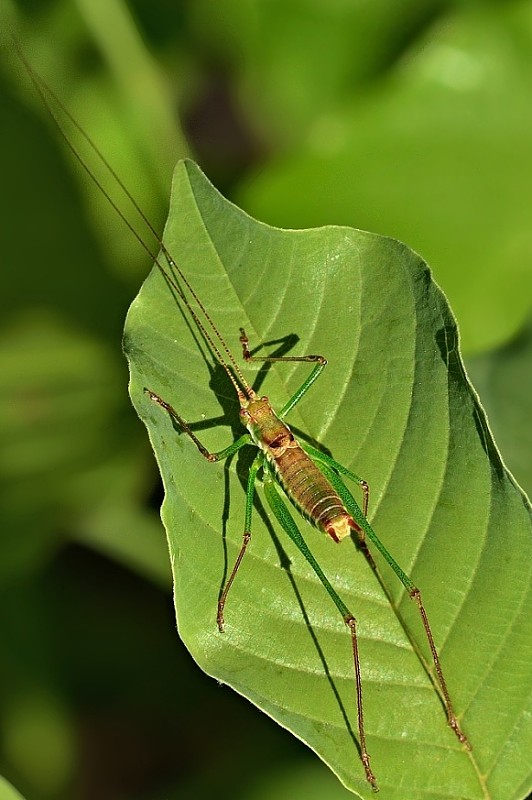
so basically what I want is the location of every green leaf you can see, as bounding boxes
[466,318,532,501]
[246,761,369,800]
[124,160,532,800]
[0,776,25,800]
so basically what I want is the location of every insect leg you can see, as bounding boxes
[301,443,377,573]
[302,443,370,516]
[217,452,263,632]
[145,388,251,461]
[318,459,471,751]
[262,469,378,791]
[239,328,327,418]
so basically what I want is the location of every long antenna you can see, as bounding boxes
[15,41,253,400]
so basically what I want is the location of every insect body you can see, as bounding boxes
[20,48,472,791]
[244,392,357,542]
[145,318,471,790]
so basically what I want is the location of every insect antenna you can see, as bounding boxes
[16,43,253,400]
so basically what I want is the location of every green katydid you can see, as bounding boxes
[19,51,474,792]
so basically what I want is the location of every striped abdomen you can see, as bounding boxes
[241,395,358,542]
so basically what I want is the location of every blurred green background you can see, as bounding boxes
[0,1,530,799]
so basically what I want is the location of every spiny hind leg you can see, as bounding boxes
[295,443,376,572]
[262,472,378,790]
[316,455,470,749]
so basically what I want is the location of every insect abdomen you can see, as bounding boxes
[242,395,357,542]
[271,445,355,542]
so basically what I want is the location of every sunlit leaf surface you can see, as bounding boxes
[124,161,532,800]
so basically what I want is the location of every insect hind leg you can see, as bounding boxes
[262,469,378,790]
[315,454,471,751]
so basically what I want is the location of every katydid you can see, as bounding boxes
[20,50,471,791]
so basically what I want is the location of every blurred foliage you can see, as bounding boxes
[467,316,532,498]
[0,1,530,799]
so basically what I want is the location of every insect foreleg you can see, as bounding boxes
[217,453,263,632]
[239,328,327,418]
[262,468,377,791]
[145,388,251,461]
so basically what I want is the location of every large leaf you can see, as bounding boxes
[124,160,532,800]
